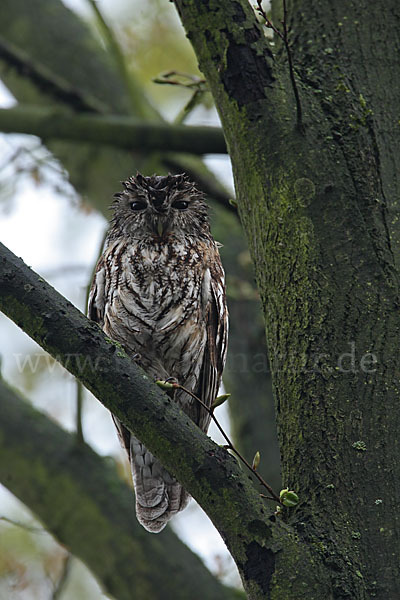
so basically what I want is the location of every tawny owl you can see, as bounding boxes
[88,173,228,533]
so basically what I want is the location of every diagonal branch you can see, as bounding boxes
[0,241,323,599]
[0,106,226,155]
[0,240,260,528]
[0,36,108,114]
[0,379,234,600]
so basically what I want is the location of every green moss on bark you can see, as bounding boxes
[174,0,400,597]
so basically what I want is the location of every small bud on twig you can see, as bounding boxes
[169,380,282,503]
[211,393,231,410]
[279,488,299,507]
[252,451,261,470]
[155,380,175,390]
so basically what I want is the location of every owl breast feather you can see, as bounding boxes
[102,237,211,386]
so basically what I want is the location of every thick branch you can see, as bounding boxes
[0,36,108,114]
[0,379,234,600]
[0,106,226,155]
[0,242,323,599]
[0,240,259,537]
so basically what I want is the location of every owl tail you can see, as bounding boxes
[129,435,190,533]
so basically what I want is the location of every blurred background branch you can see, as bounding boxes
[0,106,227,154]
[0,379,238,600]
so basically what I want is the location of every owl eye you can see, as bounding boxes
[172,200,189,210]
[130,200,147,211]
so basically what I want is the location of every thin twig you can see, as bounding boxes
[281,0,303,130]
[256,0,303,130]
[152,71,208,125]
[0,516,46,534]
[52,554,72,600]
[153,70,206,88]
[256,0,284,39]
[173,383,282,504]
[173,90,204,125]
[86,0,156,120]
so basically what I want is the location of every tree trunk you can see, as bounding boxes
[173,0,400,597]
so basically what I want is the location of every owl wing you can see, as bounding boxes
[88,248,191,532]
[195,254,228,432]
[88,255,133,452]
[88,256,106,326]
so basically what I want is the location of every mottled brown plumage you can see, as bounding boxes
[88,173,228,532]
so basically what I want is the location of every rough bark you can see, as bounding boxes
[171,0,400,597]
[0,106,226,154]
[0,242,330,599]
[226,299,280,493]
[0,379,236,600]
[211,206,281,491]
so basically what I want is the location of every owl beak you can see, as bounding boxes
[154,216,170,237]
[157,220,164,237]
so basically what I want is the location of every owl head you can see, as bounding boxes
[108,173,210,241]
